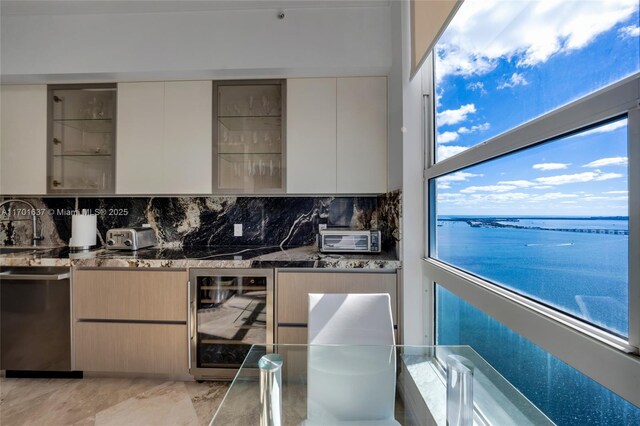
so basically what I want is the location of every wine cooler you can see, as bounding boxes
[189,268,273,380]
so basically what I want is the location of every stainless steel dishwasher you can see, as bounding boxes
[0,267,81,378]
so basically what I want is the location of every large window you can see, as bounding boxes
[424,0,640,416]
[434,0,639,161]
[436,285,640,425]
[435,117,629,336]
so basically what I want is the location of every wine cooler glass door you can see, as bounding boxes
[190,268,273,380]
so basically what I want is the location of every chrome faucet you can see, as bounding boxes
[0,199,44,247]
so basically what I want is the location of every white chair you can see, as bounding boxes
[308,293,395,345]
[305,293,399,426]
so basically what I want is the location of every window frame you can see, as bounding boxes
[422,58,640,407]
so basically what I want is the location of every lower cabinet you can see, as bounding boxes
[277,326,308,344]
[74,322,188,375]
[72,268,188,375]
[275,270,398,344]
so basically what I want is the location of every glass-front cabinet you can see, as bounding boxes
[213,80,285,193]
[47,84,116,194]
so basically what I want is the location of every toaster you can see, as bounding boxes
[318,229,381,253]
[106,227,156,250]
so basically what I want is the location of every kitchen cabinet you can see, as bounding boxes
[48,84,117,194]
[275,270,398,344]
[73,269,188,375]
[213,80,286,194]
[74,269,187,321]
[286,78,337,193]
[0,85,47,195]
[286,77,388,194]
[336,77,388,193]
[74,322,188,375]
[116,81,212,194]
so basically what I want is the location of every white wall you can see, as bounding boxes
[400,0,426,345]
[1,6,391,83]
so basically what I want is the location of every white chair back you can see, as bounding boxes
[308,293,395,345]
[305,293,399,425]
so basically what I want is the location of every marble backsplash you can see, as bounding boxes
[0,192,401,250]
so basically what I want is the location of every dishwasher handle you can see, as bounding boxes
[0,271,70,281]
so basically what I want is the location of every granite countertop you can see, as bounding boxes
[0,245,401,270]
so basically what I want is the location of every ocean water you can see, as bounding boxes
[434,217,639,425]
[437,285,640,425]
[435,217,629,336]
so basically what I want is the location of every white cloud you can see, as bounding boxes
[458,122,490,134]
[531,192,579,201]
[438,145,468,161]
[582,195,628,201]
[439,171,482,183]
[483,193,530,202]
[532,163,571,171]
[437,193,467,203]
[497,73,528,90]
[619,25,640,38]
[497,179,536,188]
[532,185,553,189]
[438,122,490,145]
[437,131,460,144]
[582,157,628,168]
[577,120,627,137]
[467,82,487,94]
[435,0,639,81]
[461,184,517,194]
[438,171,483,189]
[535,170,623,185]
[605,190,628,194]
[436,104,476,127]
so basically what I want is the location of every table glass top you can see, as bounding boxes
[211,344,552,426]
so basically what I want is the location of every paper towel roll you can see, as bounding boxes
[70,213,97,248]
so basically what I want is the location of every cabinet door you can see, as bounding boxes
[276,271,397,325]
[337,77,387,193]
[116,82,165,194]
[286,78,337,193]
[0,85,47,194]
[277,326,308,344]
[163,81,212,194]
[74,322,188,375]
[74,269,187,321]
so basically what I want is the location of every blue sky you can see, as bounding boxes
[434,0,639,216]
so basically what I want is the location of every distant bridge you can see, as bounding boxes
[463,221,629,235]
[546,227,629,235]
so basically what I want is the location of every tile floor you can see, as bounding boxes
[0,377,229,426]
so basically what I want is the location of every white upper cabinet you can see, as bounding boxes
[116,81,212,194]
[0,85,47,195]
[337,77,387,194]
[163,81,212,194]
[116,82,164,194]
[286,77,387,194]
[287,78,337,194]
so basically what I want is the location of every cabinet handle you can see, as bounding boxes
[187,280,193,371]
[53,95,63,103]
[53,138,62,145]
[52,180,62,187]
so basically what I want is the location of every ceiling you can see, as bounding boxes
[0,0,390,16]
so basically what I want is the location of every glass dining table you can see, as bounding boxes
[210,344,553,426]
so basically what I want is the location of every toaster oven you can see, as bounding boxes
[105,227,156,250]
[318,230,381,253]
